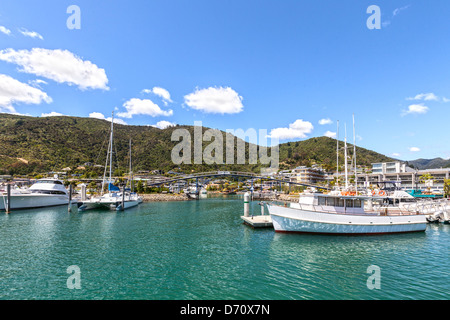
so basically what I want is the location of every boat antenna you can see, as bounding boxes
[353,114,357,193]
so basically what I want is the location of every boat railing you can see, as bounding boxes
[268,199,431,216]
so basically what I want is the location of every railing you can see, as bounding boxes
[266,199,450,216]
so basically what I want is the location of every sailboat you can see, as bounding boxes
[266,115,428,235]
[78,112,142,211]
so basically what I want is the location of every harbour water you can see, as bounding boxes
[0,196,448,300]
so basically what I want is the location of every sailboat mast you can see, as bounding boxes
[129,139,132,192]
[344,123,349,190]
[109,111,114,194]
[336,120,339,189]
[353,114,357,193]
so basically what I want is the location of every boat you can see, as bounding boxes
[266,115,427,235]
[78,112,142,211]
[266,193,427,235]
[0,177,69,211]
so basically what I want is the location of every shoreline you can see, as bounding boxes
[139,193,190,202]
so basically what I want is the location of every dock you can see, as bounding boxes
[241,215,273,228]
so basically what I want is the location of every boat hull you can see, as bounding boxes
[0,194,69,211]
[267,204,427,235]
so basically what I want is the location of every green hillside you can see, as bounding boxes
[0,113,392,176]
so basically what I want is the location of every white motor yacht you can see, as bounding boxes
[0,178,69,211]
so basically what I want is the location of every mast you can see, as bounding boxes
[129,138,133,192]
[353,114,357,193]
[336,120,339,189]
[109,111,114,194]
[344,123,349,190]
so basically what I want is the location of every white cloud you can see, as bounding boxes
[409,147,420,152]
[268,119,314,140]
[0,26,11,35]
[0,73,52,113]
[184,86,244,114]
[41,111,64,117]
[324,131,336,138]
[392,153,401,157]
[89,112,128,125]
[117,98,173,118]
[142,87,173,106]
[443,97,450,103]
[19,28,43,40]
[151,120,176,129]
[318,118,333,125]
[403,104,429,115]
[0,48,109,90]
[407,93,438,101]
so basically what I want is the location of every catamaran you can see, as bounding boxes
[78,112,142,211]
[266,115,428,235]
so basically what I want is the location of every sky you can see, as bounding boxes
[0,0,450,161]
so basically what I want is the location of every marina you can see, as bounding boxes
[0,196,448,300]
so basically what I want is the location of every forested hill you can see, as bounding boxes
[0,113,393,175]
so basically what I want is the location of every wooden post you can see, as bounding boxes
[68,184,73,212]
[6,183,11,214]
[121,186,125,211]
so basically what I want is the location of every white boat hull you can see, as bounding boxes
[267,204,427,235]
[0,194,69,210]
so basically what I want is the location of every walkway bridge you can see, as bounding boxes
[146,170,330,191]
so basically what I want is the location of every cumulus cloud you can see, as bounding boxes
[268,119,314,140]
[19,28,43,40]
[0,26,11,35]
[0,73,52,113]
[117,98,173,118]
[0,48,109,90]
[403,104,429,115]
[319,118,333,125]
[324,131,337,139]
[407,93,438,101]
[184,86,244,114]
[409,147,420,152]
[41,111,64,117]
[151,120,176,129]
[89,112,128,125]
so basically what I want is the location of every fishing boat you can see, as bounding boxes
[78,112,142,211]
[0,177,69,211]
[266,115,427,235]
[266,193,427,235]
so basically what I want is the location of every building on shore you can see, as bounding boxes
[355,161,450,191]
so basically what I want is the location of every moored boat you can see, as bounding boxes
[0,178,69,211]
[266,193,427,235]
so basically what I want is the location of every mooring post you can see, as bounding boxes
[244,192,250,217]
[6,183,11,214]
[121,186,125,211]
[68,184,73,212]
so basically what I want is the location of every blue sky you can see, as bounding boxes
[0,0,449,161]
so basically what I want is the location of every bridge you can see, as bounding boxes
[145,171,330,191]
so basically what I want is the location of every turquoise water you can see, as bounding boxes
[0,196,448,300]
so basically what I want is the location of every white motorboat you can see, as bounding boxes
[0,178,69,211]
[266,193,427,235]
[266,115,426,235]
[78,112,142,212]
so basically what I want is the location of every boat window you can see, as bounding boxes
[326,197,336,206]
[35,180,63,185]
[337,199,345,207]
[318,197,326,206]
[354,200,362,208]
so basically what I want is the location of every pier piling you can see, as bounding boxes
[6,183,11,214]
[68,184,73,212]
